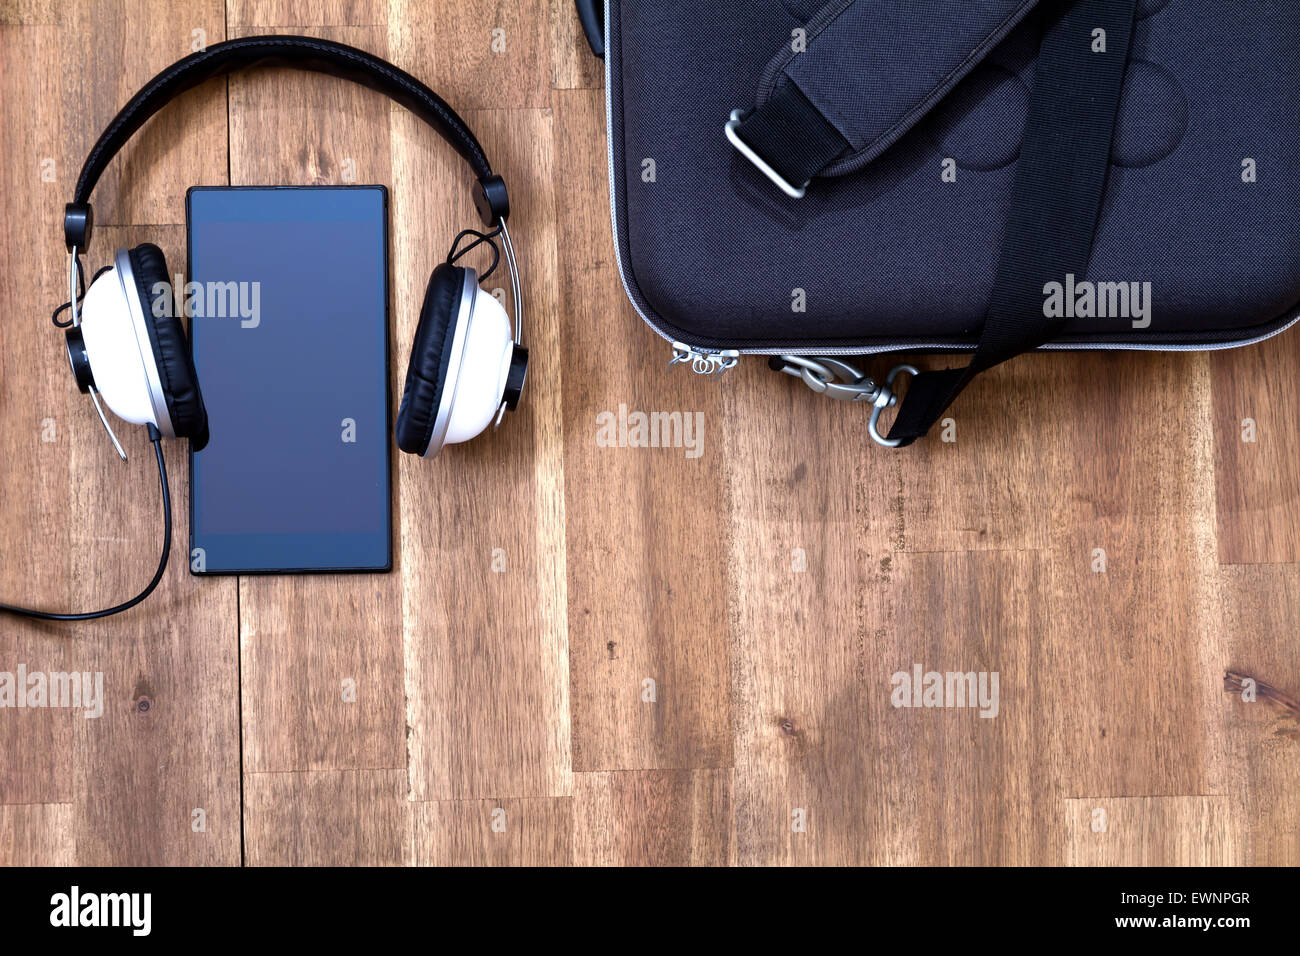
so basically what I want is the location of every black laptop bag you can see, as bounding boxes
[578,0,1300,445]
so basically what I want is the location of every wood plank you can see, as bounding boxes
[894,348,1216,553]
[61,0,227,227]
[410,797,572,865]
[720,358,900,539]
[549,0,603,91]
[229,0,386,27]
[572,770,733,865]
[1212,335,1300,563]
[1219,565,1300,865]
[1044,353,1231,801]
[0,22,78,809]
[1045,517,1227,798]
[870,551,1054,866]
[553,88,733,774]
[0,803,75,865]
[227,23,392,188]
[889,353,1062,552]
[1063,796,1243,866]
[389,0,550,111]
[725,343,1063,864]
[225,24,408,777]
[893,348,1218,553]
[393,102,571,801]
[2,8,240,865]
[728,539,1051,863]
[240,576,407,773]
[244,769,409,864]
[1050,352,1213,524]
[724,353,899,866]
[0,1,60,25]
[66,227,241,867]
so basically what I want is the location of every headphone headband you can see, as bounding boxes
[65,35,509,249]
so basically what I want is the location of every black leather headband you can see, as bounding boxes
[65,34,509,249]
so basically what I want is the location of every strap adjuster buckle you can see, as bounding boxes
[725,109,809,199]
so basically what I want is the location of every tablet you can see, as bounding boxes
[187,186,391,574]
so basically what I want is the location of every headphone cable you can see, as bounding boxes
[0,424,171,621]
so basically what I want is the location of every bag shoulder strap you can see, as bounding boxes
[886,0,1139,445]
[729,0,1041,192]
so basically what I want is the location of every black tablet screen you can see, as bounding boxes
[188,186,390,573]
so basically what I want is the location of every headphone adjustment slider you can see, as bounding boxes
[472,175,510,227]
[64,202,93,251]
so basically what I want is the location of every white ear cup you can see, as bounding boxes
[78,262,165,430]
[437,285,514,449]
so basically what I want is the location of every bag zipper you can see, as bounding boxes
[668,341,740,374]
[652,316,1300,371]
[601,0,1300,372]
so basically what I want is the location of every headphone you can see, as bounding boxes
[2,35,528,621]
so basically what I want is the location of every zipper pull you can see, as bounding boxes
[668,341,739,375]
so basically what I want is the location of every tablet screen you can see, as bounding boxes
[187,186,391,573]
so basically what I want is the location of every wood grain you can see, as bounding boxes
[67,226,241,867]
[572,770,733,866]
[1219,565,1300,865]
[1212,335,1300,564]
[394,102,571,802]
[2,0,1298,867]
[0,21,79,809]
[0,803,74,865]
[1063,796,1243,866]
[2,11,240,867]
[228,0,386,27]
[1044,353,1231,803]
[389,0,550,110]
[244,768,409,864]
[889,353,1062,552]
[62,1,228,228]
[410,797,572,865]
[554,87,734,774]
[548,0,602,91]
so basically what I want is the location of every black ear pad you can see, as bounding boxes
[127,243,209,451]
[396,263,468,456]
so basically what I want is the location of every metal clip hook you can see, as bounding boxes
[867,365,918,448]
[777,355,881,403]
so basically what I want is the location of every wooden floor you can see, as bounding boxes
[1,0,1297,867]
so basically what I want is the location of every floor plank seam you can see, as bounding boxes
[243,767,410,776]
